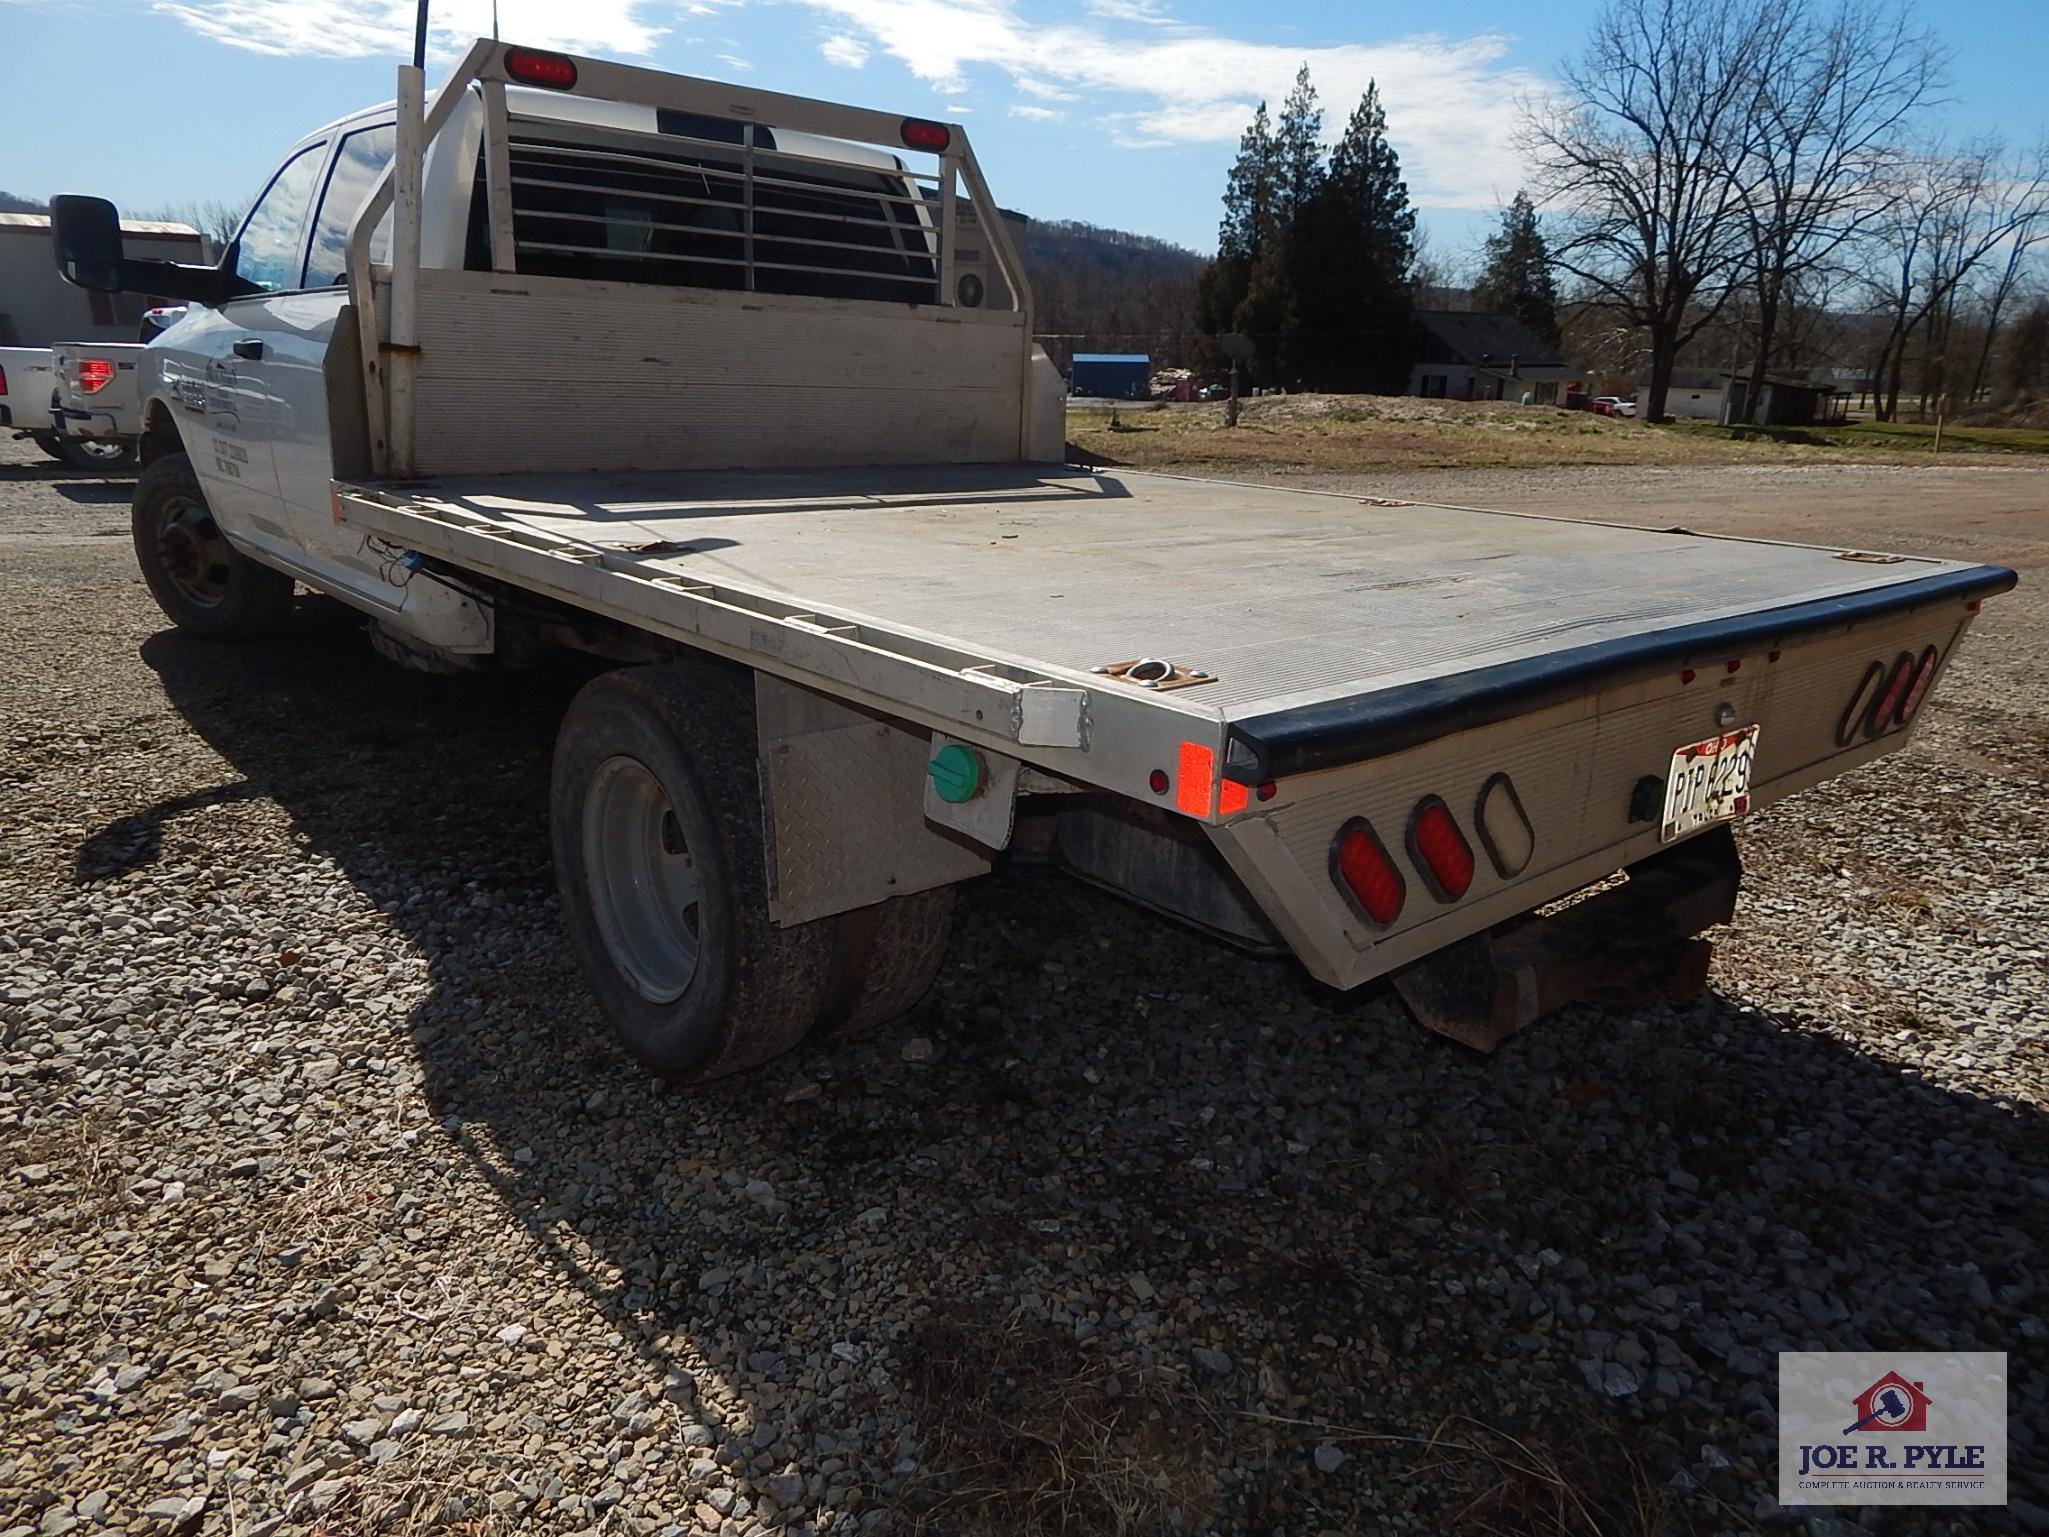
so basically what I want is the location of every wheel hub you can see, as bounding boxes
[582,755,702,1004]
[154,495,231,609]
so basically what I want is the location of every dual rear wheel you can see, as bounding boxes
[551,664,954,1080]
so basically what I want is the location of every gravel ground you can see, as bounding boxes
[2,441,2044,1537]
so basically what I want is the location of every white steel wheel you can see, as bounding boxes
[581,755,703,1004]
[551,662,840,1081]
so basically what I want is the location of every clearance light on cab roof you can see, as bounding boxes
[901,118,952,152]
[504,48,579,89]
[1332,819,1404,927]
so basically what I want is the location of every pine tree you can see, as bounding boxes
[1470,191,1561,349]
[1217,102,1279,263]
[1299,82,1417,392]
[1274,66,1325,225]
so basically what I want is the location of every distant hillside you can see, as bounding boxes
[1019,219,1207,372]
[0,192,49,214]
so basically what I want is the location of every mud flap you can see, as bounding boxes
[1390,827,1742,1052]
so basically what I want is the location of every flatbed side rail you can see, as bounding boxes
[343,39,1035,477]
[332,485,1224,811]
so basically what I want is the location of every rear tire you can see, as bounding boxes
[551,662,840,1080]
[31,432,68,462]
[819,888,955,1036]
[57,435,137,471]
[132,453,294,639]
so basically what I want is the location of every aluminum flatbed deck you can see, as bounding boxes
[335,463,2014,800]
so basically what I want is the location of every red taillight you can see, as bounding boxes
[1895,645,1940,725]
[504,47,578,88]
[1332,819,1404,927]
[77,358,116,395]
[901,118,952,152]
[1864,652,1915,738]
[0,364,8,395]
[1407,797,1475,901]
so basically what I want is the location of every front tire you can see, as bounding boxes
[132,452,293,639]
[551,663,840,1080]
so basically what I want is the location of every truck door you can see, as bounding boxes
[180,142,326,559]
[270,123,394,578]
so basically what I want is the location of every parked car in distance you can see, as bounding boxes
[1593,396,1638,418]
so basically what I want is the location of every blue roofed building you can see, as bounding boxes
[1069,353,1151,400]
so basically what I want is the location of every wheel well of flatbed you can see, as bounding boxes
[140,400,183,466]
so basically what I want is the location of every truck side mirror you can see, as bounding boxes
[51,194,127,292]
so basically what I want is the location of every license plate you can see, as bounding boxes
[1661,725,1760,841]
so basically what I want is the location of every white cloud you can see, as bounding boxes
[716,52,753,70]
[819,32,869,67]
[944,103,973,114]
[150,0,664,58]
[783,0,1544,207]
[1009,103,1059,121]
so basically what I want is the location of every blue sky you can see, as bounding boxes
[3,0,2043,265]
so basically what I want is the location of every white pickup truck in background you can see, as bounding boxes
[1,212,202,469]
[50,42,2015,1084]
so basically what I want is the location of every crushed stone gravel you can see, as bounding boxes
[2,440,2044,1535]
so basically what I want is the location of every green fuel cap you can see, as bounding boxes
[927,743,983,803]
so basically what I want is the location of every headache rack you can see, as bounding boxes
[343,40,1034,479]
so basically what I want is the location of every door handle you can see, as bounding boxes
[232,339,266,361]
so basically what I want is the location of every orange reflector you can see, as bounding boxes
[1174,741,1214,817]
[1218,779,1248,815]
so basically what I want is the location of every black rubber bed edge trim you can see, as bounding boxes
[1223,563,2019,783]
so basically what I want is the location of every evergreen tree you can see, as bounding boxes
[1274,66,1325,225]
[1470,191,1561,349]
[1196,101,1281,373]
[1298,82,1417,392]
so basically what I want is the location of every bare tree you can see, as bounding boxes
[1862,144,2049,419]
[1964,141,2049,402]
[1522,0,1778,418]
[147,199,247,261]
[1729,0,1943,420]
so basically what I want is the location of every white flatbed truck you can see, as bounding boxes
[52,42,2014,1078]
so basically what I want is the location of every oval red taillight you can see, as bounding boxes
[1332,819,1404,928]
[1895,645,1940,726]
[901,118,952,152]
[504,48,578,89]
[1408,798,1475,902]
[1865,652,1915,738]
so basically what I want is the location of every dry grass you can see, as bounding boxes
[1066,394,2042,475]
[898,1308,1227,1535]
[1239,1410,1700,1537]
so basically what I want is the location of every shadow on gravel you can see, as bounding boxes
[122,602,2046,1535]
[48,481,132,505]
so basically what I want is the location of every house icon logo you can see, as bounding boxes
[1844,1371,1933,1434]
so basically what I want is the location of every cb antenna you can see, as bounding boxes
[412,0,429,67]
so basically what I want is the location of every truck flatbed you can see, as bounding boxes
[337,462,2013,785]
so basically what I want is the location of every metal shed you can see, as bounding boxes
[1069,353,1150,400]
